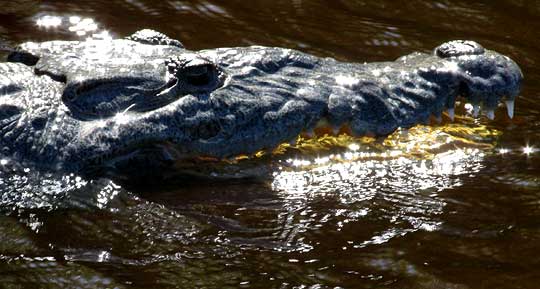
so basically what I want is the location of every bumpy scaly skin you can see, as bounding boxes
[0,30,522,176]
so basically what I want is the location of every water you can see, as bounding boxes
[1,0,540,288]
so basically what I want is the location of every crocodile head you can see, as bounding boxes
[1,31,522,179]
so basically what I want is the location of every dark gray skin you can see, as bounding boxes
[0,30,522,179]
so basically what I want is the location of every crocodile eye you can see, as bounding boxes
[166,54,223,92]
[185,64,214,86]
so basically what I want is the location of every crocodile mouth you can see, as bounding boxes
[87,93,516,182]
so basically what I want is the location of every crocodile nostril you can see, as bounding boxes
[434,40,485,58]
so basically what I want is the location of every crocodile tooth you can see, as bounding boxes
[447,108,455,121]
[473,104,480,118]
[486,109,495,120]
[505,100,515,119]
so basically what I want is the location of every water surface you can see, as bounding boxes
[1,1,540,288]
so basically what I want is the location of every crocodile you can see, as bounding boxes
[0,29,522,180]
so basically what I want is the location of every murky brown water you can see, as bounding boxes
[1,1,540,288]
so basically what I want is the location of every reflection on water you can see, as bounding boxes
[272,148,482,250]
[1,0,540,288]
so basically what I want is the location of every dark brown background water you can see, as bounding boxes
[1,1,540,288]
